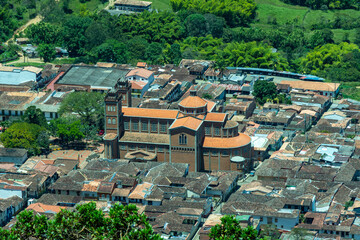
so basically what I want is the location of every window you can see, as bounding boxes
[222,150,229,156]
[107,106,110,111]
[108,118,111,124]
[124,121,129,130]
[275,218,278,223]
[112,118,116,124]
[237,163,242,170]
[233,150,239,156]
[214,128,220,136]
[179,134,187,145]
[133,122,138,131]
[120,145,126,150]
[149,145,155,151]
[129,145,135,150]
[161,123,166,132]
[211,150,218,156]
[260,217,263,222]
[158,146,164,152]
[205,127,211,135]
[112,106,116,111]
[151,123,157,132]
[142,122,148,131]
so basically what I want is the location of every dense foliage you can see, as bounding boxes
[300,42,360,81]
[0,122,49,155]
[209,215,258,240]
[58,91,104,127]
[253,81,278,105]
[0,202,161,240]
[280,0,360,10]
[170,0,256,27]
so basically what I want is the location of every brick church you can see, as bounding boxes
[103,79,253,172]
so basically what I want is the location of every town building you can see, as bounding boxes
[103,82,253,172]
[114,0,152,12]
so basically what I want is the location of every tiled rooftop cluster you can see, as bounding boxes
[1,60,360,239]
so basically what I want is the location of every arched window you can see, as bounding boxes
[179,134,187,145]
[112,118,116,124]
[108,118,111,124]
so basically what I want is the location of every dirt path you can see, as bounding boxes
[105,0,115,10]
[5,15,43,44]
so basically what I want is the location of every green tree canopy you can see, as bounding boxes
[50,117,84,145]
[209,215,258,240]
[253,80,278,105]
[22,106,47,127]
[300,42,359,76]
[0,202,161,240]
[0,122,48,156]
[25,22,62,45]
[58,91,104,127]
[37,44,56,62]
[170,0,256,27]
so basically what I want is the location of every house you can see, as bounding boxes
[279,80,340,97]
[114,0,152,12]
[129,80,148,98]
[0,65,40,91]
[0,148,27,165]
[0,196,24,226]
[125,68,154,83]
[204,68,222,82]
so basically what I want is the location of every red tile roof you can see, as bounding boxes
[179,96,207,108]
[123,107,178,119]
[126,68,153,79]
[169,117,203,131]
[203,134,251,149]
[130,80,147,90]
[27,203,66,214]
[205,112,227,122]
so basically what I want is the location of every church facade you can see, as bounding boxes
[103,81,253,172]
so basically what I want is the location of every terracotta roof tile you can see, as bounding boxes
[205,112,227,122]
[205,99,216,112]
[169,117,203,131]
[126,68,153,79]
[179,96,207,108]
[130,80,147,90]
[27,203,66,214]
[203,134,251,149]
[280,80,340,92]
[123,107,178,119]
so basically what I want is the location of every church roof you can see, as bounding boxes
[203,134,251,149]
[169,117,203,131]
[179,95,207,108]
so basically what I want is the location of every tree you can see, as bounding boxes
[56,120,84,145]
[209,215,258,239]
[59,91,104,127]
[166,43,182,65]
[184,14,208,37]
[308,29,334,48]
[0,122,48,156]
[204,14,225,38]
[0,202,161,239]
[170,0,256,27]
[145,42,163,64]
[25,22,62,45]
[62,16,93,56]
[253,80,278,105]
[37,44,56,62]
[127,36,149,62]
[22,106,47,127]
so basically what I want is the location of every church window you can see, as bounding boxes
[179,134,187,145]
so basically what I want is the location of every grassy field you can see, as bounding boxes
[151,0,171,10]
